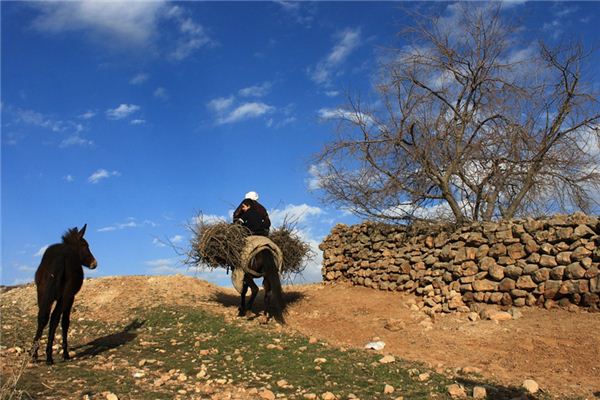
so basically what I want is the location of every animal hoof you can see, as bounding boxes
[46,359,54,366]
[63,353,71,361]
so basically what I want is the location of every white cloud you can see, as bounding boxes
[64,174,74,182]
[306,163,328,191]
[309,28,362,86]
[60,135,93,148]
[106,104,140,120]
[154,87,168,100]
[207,96,235,112]
[166,6,215,61]
[145,258,180,274]
[318,107,374,126]
[88,169,120,184]
[18,264,36,272]
[269,203,324,227]
[325,90,340,97]
[79,110,96,119]
[170,235,184,244]
[239,82,273,98]
[217,102,275,125]
[130,73,148,85]
[98,217,155,233]
[34,245,49,258]
[130,119,146,125]
[31,1,167,46]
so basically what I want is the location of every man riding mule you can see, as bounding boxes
[232,191,284,322]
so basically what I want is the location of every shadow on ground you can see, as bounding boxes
[455,377,537,400]
[73,319,145,359]
[212,289,305,314]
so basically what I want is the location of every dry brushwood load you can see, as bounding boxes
[186,215,314,278]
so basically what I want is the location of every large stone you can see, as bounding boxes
[566,263,586,279]
[572,246,592,261]
[505,265,523,279]
[488,264,505,281]
[516,275,537,290]
[539,255,558,268]
[479,257,496,270]
[488,243,507,257]
[550,266,566,280]
[556,252,572,265]
[532,268,551,283]
[472,279,497,291]
[498,277,516,292]
[507,243,526,260]
[574,224,595,239]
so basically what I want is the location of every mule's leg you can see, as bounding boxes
[32,298,52,362]
[45,298,63,365]
[263,278,272,318]
[238,281,249,316]
[246,277,259,313]
[60,296,75,360]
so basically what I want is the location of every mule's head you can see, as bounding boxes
[63,224,98,269]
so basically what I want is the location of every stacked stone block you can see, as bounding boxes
[319,213,600,313]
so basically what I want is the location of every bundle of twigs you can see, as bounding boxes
[185,217,251,270]
[185,214,314,278]
[269,221,314,278]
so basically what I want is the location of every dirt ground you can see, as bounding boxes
[2,274,599,399]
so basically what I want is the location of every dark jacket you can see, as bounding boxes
[233,199,271,236]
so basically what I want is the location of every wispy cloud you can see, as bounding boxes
[34,245,49,258]
[275,1,316,28]
[207,96,235,112]
[145,258,182,275]
[154,87,168,100]
[165,5,215,61]
[217,102,275,125]
[88,169,120,184]
[130,73,148,85]
[63,174,75,182]
[269,203,324,226]
[60,134,93,148]
[239,82,273,98]
[30,1,167,46]
[79,110,96,119]
[98,217,155,232]
[131,119,146,125]
[309,28,362,86]
[106,104,140,120]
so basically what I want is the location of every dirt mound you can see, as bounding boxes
[3,275,599,398]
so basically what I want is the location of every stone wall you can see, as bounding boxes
[319,213,600,313]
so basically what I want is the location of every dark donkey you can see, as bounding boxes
[238,248,284,323]
[31,224,97,364]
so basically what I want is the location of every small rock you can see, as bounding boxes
[489,311,512,322]
[384,319,404,332]
[303,394,317,400]
[447,384,467,398]
[309,337,318,344]
[379,355,395,364]
[321,392,336,400]
[133,371,145,378]
[468,312,479,322]
[461,366,483,374]
[314,357,327,364]
[365,341,385,350]
[522,379,539,394]
[472,386,487,399]
[105,394,118,400]
[417,372,430,381]
[259,389,275,400]
[384,384,395,394]
[277,379,288,388]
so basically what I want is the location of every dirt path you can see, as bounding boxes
[2,275,599,399]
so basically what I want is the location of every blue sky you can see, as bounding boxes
[2,1,599,287]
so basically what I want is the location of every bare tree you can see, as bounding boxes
[313,4,600,224]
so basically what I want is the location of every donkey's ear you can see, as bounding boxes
[79,224,87,238]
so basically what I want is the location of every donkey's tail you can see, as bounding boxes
[264,254,285,324]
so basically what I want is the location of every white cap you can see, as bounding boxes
[245,191,259,201]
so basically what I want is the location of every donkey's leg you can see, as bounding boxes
[238,281,249,316]
[246,277,259,313]
[45,297,63,365]
[60,296,75,360]
[32,297,52,362]
[263,278,272,318]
